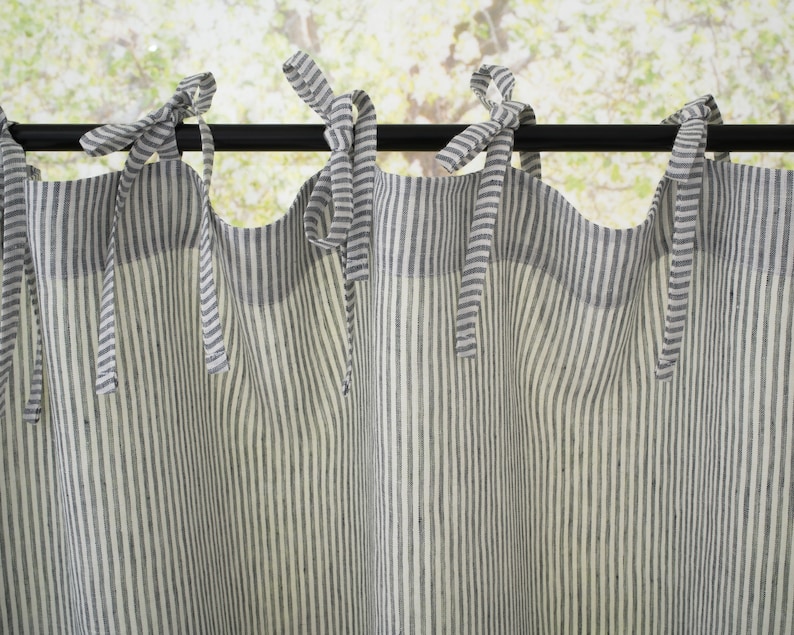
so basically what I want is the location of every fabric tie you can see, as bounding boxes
[436,100,524,173]
[283,51,378,395]
[282,50,376,281]
[656,95,729,379]
[662,94,730,163]
[80,73,229,394]
[0,110,45,423]
[436,64,540,358]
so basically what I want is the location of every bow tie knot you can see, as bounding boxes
[165,91,194,115]
[322,93,355,154]
[435,97,528,174]
[80,73,216,160]
[283,50,380,395]
[323,123,354,153]
[434,64,534,359]
[78,72,228,395]
[489,100,524,130]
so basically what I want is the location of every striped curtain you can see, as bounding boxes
[2,57,794,634]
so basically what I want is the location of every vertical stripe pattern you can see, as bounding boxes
[0,110,27,413]
[656,95,732,378]
[282,50,377,282]
[282,51,378,393]
[662,93,731,163]
[0,110,44,422]
[436,63,540,357]
[2,66,793,634]
[80,73,228,395]
[454,130,514,358]
[656,98,711,378]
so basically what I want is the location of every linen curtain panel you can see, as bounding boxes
[2,51,793,634]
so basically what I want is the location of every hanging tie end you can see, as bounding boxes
[95,372,118,395]
[435,151,461,174]
[23,403,42,424]
[654,359,677,381]
[205,350,230,375]
[455,337,478,359]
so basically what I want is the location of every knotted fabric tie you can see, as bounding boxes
[0,109,44,423]
[655,95,728,379]
[80,73,229,394]
[282,50,376,281]
[283,51,377,395]
[436,64,540,357]
[662,94,730,163]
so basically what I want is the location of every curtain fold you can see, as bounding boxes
[2,59,794,633]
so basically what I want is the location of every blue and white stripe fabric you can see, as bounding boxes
[80,73,229,394]
[2,55,793,634]
[656,95,731,378]
[437,63,541,357]
[0,108,44,423]
[282,50,378,394]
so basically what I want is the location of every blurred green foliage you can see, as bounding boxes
[1,0,792,228]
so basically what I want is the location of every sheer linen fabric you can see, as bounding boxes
[3,67,794,633]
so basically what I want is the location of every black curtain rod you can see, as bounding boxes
[8,123,794,152]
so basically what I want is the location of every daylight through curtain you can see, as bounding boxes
[2,52,793,634]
